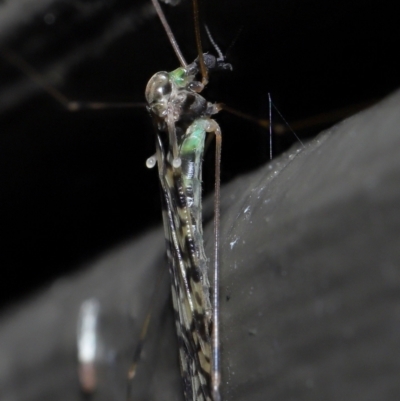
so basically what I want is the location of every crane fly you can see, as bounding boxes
[144,0,231,400]
[1,1,233,399]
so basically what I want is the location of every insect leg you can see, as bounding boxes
[203,118,222,401]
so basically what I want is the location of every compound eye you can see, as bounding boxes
[145,72,172,105]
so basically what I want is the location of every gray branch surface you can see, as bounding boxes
[1,90,400,400]
[0,0,156,113]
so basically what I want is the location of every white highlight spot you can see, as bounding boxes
[146,155,157,169]
[172,157,182,168]
[77,299,100,364]
[229,237,238,249]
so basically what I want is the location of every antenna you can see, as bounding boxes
[204,24,224,62]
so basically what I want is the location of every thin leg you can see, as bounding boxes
[205,118,222,401]
[1,48,146,112]
[192,0,208,84]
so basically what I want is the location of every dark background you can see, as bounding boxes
[0,0,398,308]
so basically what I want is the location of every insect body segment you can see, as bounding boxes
[146,55,228,401]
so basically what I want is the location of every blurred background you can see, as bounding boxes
[0,0,399,308]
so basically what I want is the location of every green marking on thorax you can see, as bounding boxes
[181,119,208,155]
[169,67,191,88]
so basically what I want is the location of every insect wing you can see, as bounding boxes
[155,133,213,401]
